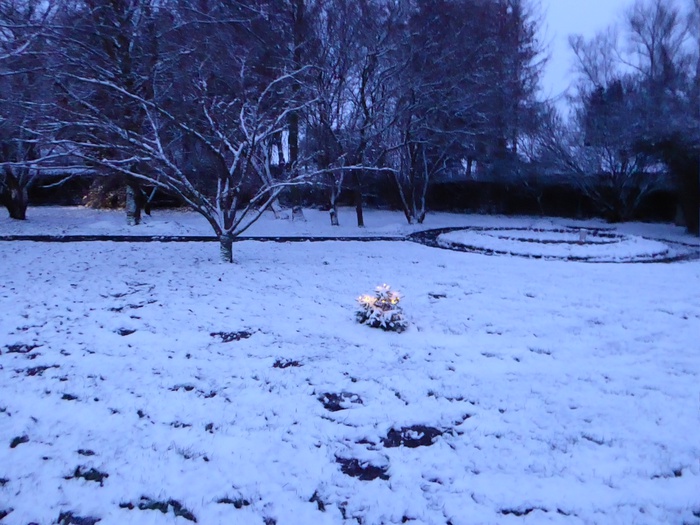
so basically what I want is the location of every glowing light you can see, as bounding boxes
[356,284,407,332]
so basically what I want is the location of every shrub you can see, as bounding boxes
[356,284,408,332]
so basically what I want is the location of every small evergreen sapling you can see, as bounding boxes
[356,284,408,332]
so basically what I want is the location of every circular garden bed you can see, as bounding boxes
[433,227,692,263]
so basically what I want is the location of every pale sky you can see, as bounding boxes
[540,0,635,102]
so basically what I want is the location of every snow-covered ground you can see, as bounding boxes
[1,207,699,525]
[436,229,676,262]
[2,206,698,246]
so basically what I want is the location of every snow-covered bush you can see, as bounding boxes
[356,284,408,332]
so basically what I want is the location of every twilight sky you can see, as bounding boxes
[540,0,635,102]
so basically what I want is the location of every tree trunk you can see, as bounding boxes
[329,174,340,226]
[1,172,29,220]
[666,149,699,235]
[288,0,303,170]
[353,171,364,227]
[674,202,686,226]
[393,173,414,225]
[144,186,157,216]
[269,198,286,219]
[680,156,699,236]
[219,233,234,263]
[125,183,142,226]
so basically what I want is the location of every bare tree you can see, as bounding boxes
[50,1,328,262]
[49,0,162,225]
[624,0,699,233]
[382,0,499,224]
[543,0,699,228]
[303,0,397,227]
[534,96,659,221]
[0,0,56,220]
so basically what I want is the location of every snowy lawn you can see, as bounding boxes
[2,206,699,246]
[1,208,699,525]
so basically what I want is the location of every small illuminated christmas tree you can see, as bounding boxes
[356,284,408,332]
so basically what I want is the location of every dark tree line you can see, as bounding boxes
[533,0,699,233]
[1,0,697,262]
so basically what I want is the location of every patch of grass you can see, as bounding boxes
[121,497,197,523]
[217,497,250,509]
[170,384,195,392]
[210,331,252,343]
[652,468,683,479]
[582,434,608,446]
[500,507,538,516]
[309,491,326,512]
[273,359,301,369]
[21,365,59,377]
[66,467,109,486]
[5,344,40,354]
[10,435,29,449]
[57,511,101,525]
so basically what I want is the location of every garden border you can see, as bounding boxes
[0,228,697,263]
[407,227,700,264]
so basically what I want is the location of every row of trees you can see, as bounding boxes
[1,0,545,260]
[532,0,699,231]
[1,0,698,262]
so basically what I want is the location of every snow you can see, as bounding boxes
[3,206,698,246]
[437,228,674,262]
[1,207,699,525]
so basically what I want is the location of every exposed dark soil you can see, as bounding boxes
[318,392,363,412]
[383,426,443,448]
[336,457,389,481]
